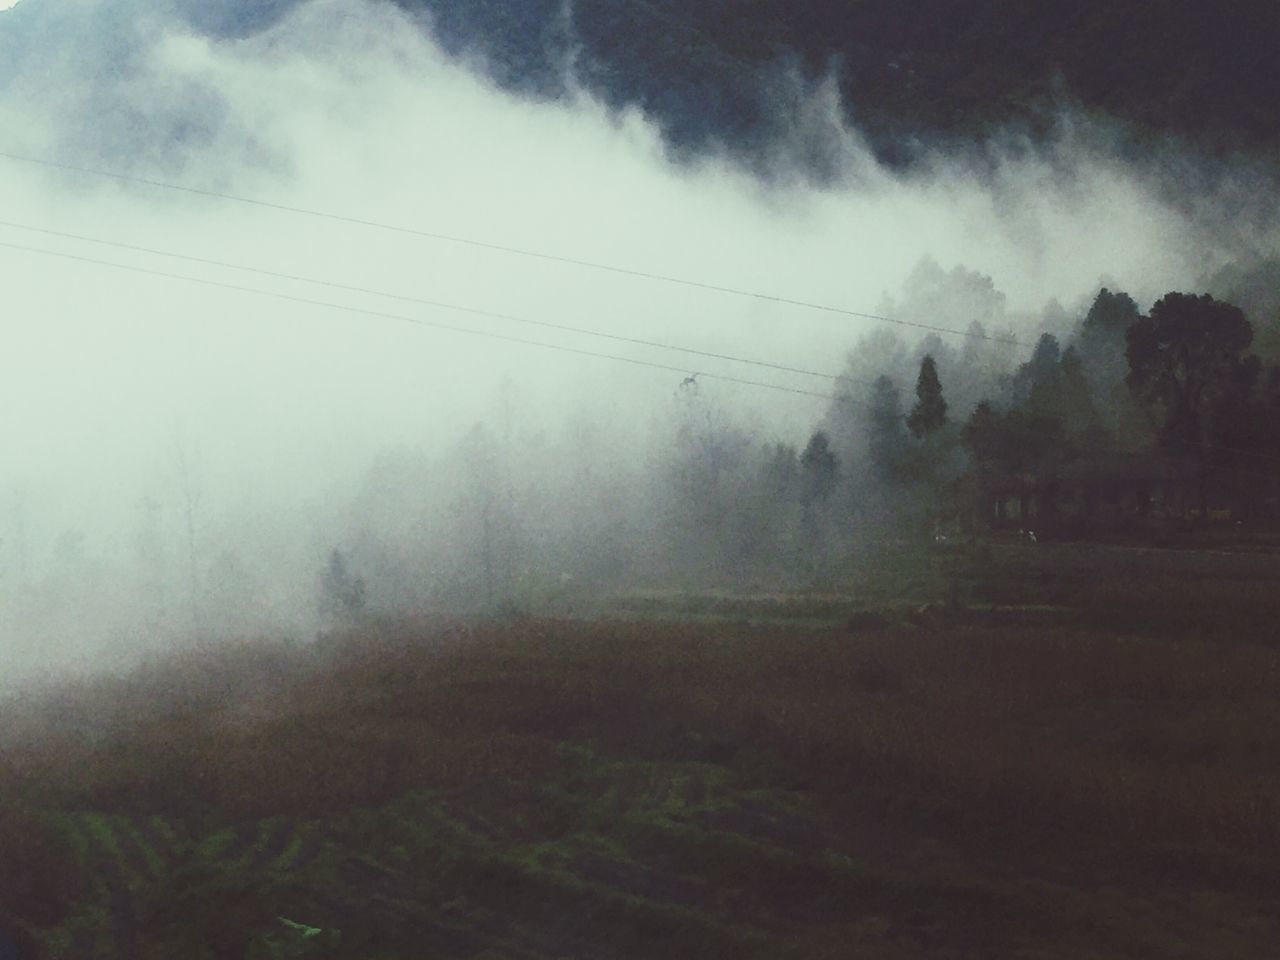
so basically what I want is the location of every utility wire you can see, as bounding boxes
[0,238,837,401]
[3,235,1273,472]
[0,217,867,388]
[0,149,1018,346]
[5,24,1273,476]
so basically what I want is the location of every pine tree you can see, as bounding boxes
[907,355,948,438]
[800,431,838,504]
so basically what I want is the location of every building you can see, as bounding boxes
[985,452,1276,532]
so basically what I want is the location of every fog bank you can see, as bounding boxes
[1,0,1276,682]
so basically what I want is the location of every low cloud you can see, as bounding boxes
[0,0,1275,680]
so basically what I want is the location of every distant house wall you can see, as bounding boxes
[979,453,1280,530]
[984,456,1279,533]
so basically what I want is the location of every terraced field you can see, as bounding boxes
[5,576,1280,958]
[39,810,329,958]
[21,746,917,959]
[17,735,1280,958]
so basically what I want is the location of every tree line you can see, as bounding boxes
[317,282,1280,614]
[656,284,1280,582]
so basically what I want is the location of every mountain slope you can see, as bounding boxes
[6,0,1274,169]
[403,0,1280,166]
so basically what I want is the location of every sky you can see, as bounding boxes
[0,0,1275,678]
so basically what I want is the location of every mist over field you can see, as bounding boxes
[1,0,1278,682]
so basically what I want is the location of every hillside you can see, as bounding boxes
[5,545,1280,958]
[9,0,1275,171]
[79,0,1280,169]
[405,0,1280,166]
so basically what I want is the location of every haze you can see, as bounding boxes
[0,0,1275,682]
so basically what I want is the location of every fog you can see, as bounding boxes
[1,0,1276,683]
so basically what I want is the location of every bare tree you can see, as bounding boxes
[174,432,204,639]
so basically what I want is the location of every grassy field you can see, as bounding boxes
[3,543,1280,958]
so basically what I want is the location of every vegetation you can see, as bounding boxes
[4,6,1279,956]
[906,356,947,440]
[635,282,1280,585]
[401,0,1280,167]
[890,288,1280,538]
[4,543,1280,957]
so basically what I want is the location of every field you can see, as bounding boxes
[3,543,1280,958]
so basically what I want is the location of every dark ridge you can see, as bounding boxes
[378,0,1280,170]
[12,0,1275,180]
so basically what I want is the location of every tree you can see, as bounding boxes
[743,443,802,565]
[760,442,800,500]
[1127,292,1257,515]
[1126,293,1254,452]
[1076,288,1147,444]
[1058,346,1103,442]
[800,431,839,505]
[173,432,204,639]
[799,430,839,570]
[1206,352,1265,467]
[907,355,947,438]
[669,389,752,569]
[961,401,1002,472]
[867,375,908,480]
[1262,366,1280,454]
[319,549,366,628]
[1005,333,1064,416]
[1081,288,1140,345]
[1025,333,1062,407]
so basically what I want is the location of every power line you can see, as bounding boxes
[4,236,1273,473]
[0,238,837,401]
[0,149,1019,346]
[0,217,864,387]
